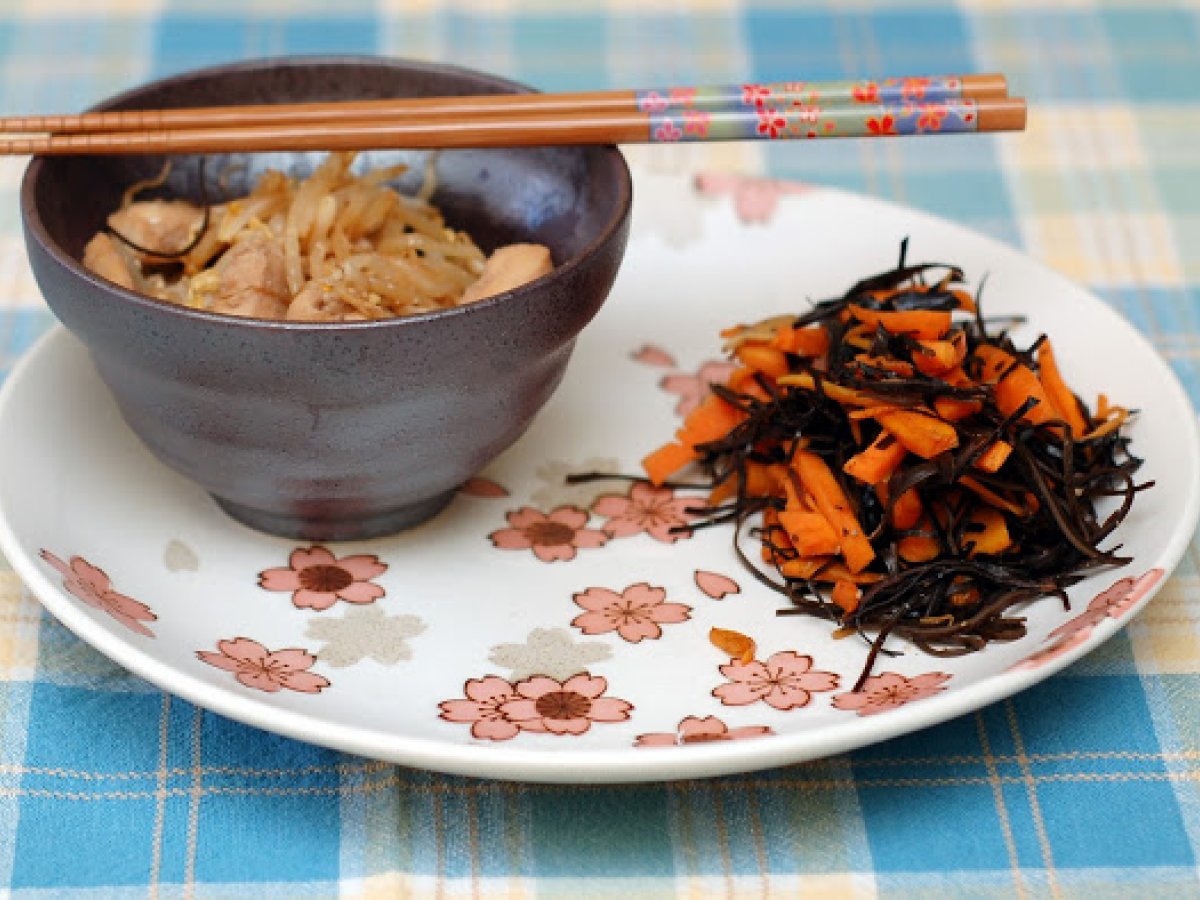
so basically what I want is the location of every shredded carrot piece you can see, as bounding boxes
[709,627,756,664]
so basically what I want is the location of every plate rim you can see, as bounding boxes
[3,181,1197,783]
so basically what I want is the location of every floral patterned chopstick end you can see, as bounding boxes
[638,77,1022,142]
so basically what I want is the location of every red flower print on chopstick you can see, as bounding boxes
[196,637,330,694]
[571,583,691,643]
[489,505,608,562]
[259,546,387,611]
[39,550,157,637]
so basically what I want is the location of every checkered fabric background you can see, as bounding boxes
[1,1,1198,896]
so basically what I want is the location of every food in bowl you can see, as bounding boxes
[22,57,632,541]
[83,151,553,321]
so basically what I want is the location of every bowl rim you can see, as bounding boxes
[20,54,634,333]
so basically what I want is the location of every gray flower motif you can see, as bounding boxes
[531,457,623,510]
[305,605,426,668]
[489,627,612,681]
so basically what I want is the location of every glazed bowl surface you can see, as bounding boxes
[21,56,633,540]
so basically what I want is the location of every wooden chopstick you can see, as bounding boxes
[1,74,1007,135]
[0,97,1025,156]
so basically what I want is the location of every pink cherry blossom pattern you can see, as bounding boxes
[500,673,633,735]
[258,546,387,611]
[693,172,814,225]
[489,505,608,562]
[39,550,157,637]
[714,651,840,710]
[660,360,737,417]
[635,715,774,747]
[653,119,683,142]
[695,570,741,600]
[1047,568,1165,642]
[1008,626,1095,673]
[571,582,691,643]
[591,481,699,543]
[831,671,951,716]
[632,344,678,368]
[438,675,546,741]
[460,476,509,498]
[196,637,329,694]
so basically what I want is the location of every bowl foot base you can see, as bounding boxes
[212,490,458,541]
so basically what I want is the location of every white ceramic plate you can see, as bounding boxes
[2,173,1196,783]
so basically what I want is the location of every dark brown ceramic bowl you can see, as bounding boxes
[21,57,632,540]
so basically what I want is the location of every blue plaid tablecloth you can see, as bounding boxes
[2,1,1199,896]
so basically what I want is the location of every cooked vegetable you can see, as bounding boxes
[638,242,1148,686]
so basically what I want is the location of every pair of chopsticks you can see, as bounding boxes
[0,73,1024,155]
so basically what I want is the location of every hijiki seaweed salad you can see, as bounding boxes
[608,243,1148,687]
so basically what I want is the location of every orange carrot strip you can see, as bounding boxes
[726,366,758,393]
[875,409,959,459]
[746,462,784,496]
[950,288,977,313]
[898,532,940,563]
[713,462,785,506]
[809,561,884,585]
[891,487,923,530]
[933,367,983,420]
[965,506,1012,556]
[912,331,967,376]
[735,344,790,380]
[707,475,737,507]
[642,441,694,486]
[996,365,1060,426]
[779,556,831,580]
[973,344,1016,383]
[844,432,908,484]
[677,393,746,447]
[777,372,886,407]
[974,346,1061,426]
[778,509,842,557]
[793,450,875,573]
[773,325,830,357]
[848,305,952,340]
[831,579,861,615]
[856,353,915,377]
[761,507,793,561]
[934,396,982,421]
[709,627,756,664]
[973,440,1012,473]
[1037,339,1088,438]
